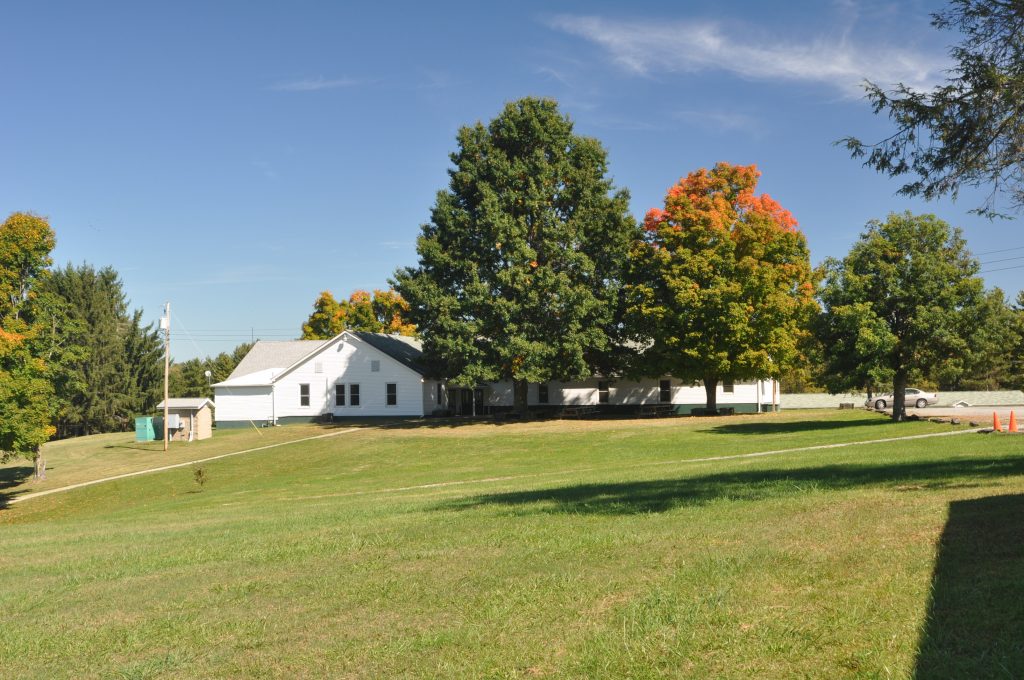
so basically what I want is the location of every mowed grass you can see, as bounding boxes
[1,411,1022,678]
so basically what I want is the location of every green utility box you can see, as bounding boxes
[135,416,155,442]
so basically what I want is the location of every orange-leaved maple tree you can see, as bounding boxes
[301,288,416,339]
[626,162,815,412]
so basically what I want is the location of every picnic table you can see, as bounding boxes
[560,405,598,419]
[638,404,676,417]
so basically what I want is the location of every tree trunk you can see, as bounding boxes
[513,379,529,417]
[891,370,908,422]
[33,449,46,480]
[703,376,718,414]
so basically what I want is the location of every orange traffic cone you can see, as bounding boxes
[1010,411,1018,433]
[993,411,1003,432]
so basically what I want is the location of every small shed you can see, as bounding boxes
[156,398,214,441]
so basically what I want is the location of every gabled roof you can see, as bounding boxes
[350,332,425,375]
[213,368,278,387]
[212,333,425,388]
[157,398,214,410]
[221,340,328,384]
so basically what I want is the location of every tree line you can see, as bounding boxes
[0,213,258,476]
[386,97,1020,420]
[4,63,1024,474]
[0,214,165,474]
[292,96,1021,422]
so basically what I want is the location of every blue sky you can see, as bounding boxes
[2,0,1018,360]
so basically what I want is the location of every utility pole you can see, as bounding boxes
[162,302,170,452]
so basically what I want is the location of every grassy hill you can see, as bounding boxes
[1,412,1021,678]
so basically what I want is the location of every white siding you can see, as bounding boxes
[214,386,273,424]
[422,379,444,415]
[273,335,427,418]
[486,377,778,407]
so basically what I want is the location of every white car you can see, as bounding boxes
[866,388,939,410]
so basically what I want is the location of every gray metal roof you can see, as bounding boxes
[226,340,329,380]
[157,398,214,410]
[350,332,425,375]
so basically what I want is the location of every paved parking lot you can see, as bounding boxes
[874,406,1024,422]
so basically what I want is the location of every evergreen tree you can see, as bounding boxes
[122,309,163,419]
[842,0,1024,217]
[42,264,162,436]
[169,342,253,400]
[393,97,639,413]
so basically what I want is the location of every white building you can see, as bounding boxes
[214,331,778,426]
[478,377,776,415]
[213,331,443,427]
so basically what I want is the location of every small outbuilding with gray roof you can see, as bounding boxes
[156,398,215,441]
[212,331,443,427]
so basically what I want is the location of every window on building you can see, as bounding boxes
[437,383,443,405]
[723,380,734,393]
[299,383,310,406]
[370,360,380,372]
[598,381,610,404]
[386,383,397,406]
[350,384,360,406]
[538,383,549,404]
[335,384,345,407]
[659,379,671,403]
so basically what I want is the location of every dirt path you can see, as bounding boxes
[8,427,361,505]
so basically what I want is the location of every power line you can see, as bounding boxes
[177,328,297,332]
[979,255,1024,266]
[975,245,1024,257]
[979,264,1024,274]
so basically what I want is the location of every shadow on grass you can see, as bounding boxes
[705,414,891,436]
[383,412,892,432]
[0,466,34,509]
[438,453,1024,516]
[103,444,162,452]
[913,494,1024,679]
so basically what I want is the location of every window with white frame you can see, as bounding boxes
[349,384,360,406]
[299,383,310,407]
[335,384,345,407]
[386,383,397,406]
[659,379,671,403]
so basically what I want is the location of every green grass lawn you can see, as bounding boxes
[1,411,1022,678]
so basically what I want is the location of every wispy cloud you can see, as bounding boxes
[545,14,945,96]
[271,75,361,92]
[537,65,573,87]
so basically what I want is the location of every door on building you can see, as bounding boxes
[450,387,485,416]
